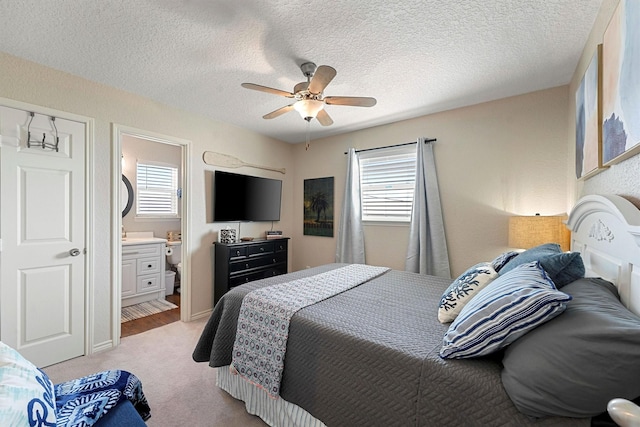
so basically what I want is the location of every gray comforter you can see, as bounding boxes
[193,264,589,427]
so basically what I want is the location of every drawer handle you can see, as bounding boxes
[272,258,276,263]
[244,277,249,283]
[236,250,241,256]
[148,264,152,268]
[260,247,265,252]
[245,263,249,269]
[272,271,277,276]
[147,281,152,285]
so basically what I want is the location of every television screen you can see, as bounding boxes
[213,171,282,222]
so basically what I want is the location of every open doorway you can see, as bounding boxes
[112,125,191,345]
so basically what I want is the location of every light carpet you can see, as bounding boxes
[121,299,178,322]
[44,318,267,426]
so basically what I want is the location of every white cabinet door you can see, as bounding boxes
[122,258,137,298]
[0,105,86,367]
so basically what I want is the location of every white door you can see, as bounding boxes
[0,105,86,367]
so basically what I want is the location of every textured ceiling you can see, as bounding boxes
[0,0,603,143]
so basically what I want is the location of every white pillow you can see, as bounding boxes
[0,341,57,426]
[438,262,498,323]
[440,261,571,359]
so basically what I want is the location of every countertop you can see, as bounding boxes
[121,231,167,246]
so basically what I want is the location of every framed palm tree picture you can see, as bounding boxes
[303,177,334,237]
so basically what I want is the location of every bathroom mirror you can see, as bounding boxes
[121,175,134,217]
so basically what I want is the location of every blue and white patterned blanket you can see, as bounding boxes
[54,370,150,426]
[230,264,389,397]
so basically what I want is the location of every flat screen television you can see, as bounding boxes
[213,171,282,222]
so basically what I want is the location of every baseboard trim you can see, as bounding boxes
[190,309,213,321]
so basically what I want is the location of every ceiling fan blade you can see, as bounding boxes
[263,104,295,119]
[324,96,377,107]
[308,65,336,94]
[241,83,294,98]
[316,109,333,126]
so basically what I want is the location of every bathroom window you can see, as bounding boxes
[136,161,179,218]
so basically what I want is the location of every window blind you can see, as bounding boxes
[136,162,178,217]
[359,146,416,222]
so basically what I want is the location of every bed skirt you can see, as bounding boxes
[217,366,326,427]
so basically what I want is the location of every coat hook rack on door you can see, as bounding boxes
[26,111,59,152]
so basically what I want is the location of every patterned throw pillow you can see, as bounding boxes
[438,262,498,323]
[440,261,571,359]
[0,341,57,426]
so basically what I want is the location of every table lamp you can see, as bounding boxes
[508,214,570,251]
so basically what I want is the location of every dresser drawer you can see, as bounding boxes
[228,246,247,260]
[228,265,287,288]
[229,252,287,273]
[137,273,161,293]
[274,240,288,252]
[137,257,161,274]
[247,242,274,256]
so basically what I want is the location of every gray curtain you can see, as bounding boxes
[405,138,451,277]
[336,148,365,264]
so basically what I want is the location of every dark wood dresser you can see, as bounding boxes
[213,238,289,304]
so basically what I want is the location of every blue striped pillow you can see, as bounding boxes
[440,261,571,359]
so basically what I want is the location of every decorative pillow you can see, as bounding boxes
[439,261,571,359]
[502,277,640,418]
[499,243,561,273]
[537,251,585,288]
[0,341,57,426]
[438,262,498,323]
[499,243,585,288]
[490,251,519,272]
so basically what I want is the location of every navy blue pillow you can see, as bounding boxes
[500,243,561,273]
[500,243,584,288]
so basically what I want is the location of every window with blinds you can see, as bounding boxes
[136,162,179,217]
[359,145,417,222]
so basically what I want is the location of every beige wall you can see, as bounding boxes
[0,51,295,351]
[568,0,640,206]
[292,86,571,277]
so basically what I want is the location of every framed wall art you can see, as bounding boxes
[575,44,604,179]
[602,0,640,166]
[303,177,334,237]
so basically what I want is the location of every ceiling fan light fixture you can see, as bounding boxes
[293,99,324,119]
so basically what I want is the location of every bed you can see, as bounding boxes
[193,194,640,426]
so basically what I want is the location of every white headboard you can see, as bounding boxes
[567,194,640,316]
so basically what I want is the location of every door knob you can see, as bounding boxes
[69,248,81,256]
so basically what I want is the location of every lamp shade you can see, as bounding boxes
[293,99,324,119]
[508,215,570,251]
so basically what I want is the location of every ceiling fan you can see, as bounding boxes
[241,62,377,126]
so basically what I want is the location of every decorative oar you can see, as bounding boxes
[202,151,286,174]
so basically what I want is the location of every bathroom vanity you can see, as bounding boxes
[122,236,167,307]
